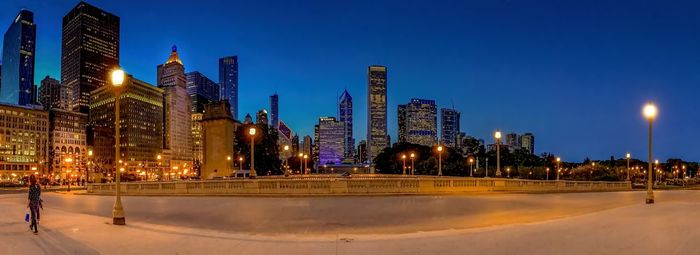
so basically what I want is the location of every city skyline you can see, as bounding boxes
[0,1,698,161]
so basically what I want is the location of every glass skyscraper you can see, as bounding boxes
[61,2,120,113]
[318,117,344,165]
[270,94,279,128]
[218,56,238,120]
[1,10,36,105]
[186,71,220,113]
[338,89,354,161]
[367,65,388,165]
[440,108,460,147]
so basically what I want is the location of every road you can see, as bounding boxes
[1,190,698,235]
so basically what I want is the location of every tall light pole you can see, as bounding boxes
[469,157,474,177]
[644,102,657,204]
[506,167,510,178]
[65,157,73,192]
[249,127,257,178]
[437,145,443,176]
[283,145,290,174]
[156,154,162,180]
[401,154,406,175]
[546,167,549,181]
[410,153,415,175]
[556,157,561,181]
[494,131,502,177]
[626,153,631,181]
[227,156,232,176]
[303,154,308,174]
[238,157,243,175]
[111,68,126,225]
[298,153,303,174]
[87,150,93,183]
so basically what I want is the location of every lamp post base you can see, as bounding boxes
[646,191,654,204]
[645,198,654,204]
[113,217,126,225]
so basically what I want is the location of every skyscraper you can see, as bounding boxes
[338,89,354,161]
[270,94,279,128]
[291,134,300,154]
[89,74,163,165]
[62,1,120,113]
[157,46,193,166]
[317,117,344,165]
[520,133,535,154]
[186,71,219,113]
[506,133,520,150]
[38,76,64,110]
[302,135,313,156]
[256,109,268,125]
[1,10,36,105]
[218,56,238,119]
[398,99,438,147]
[440,108,460,147]
[367,65,388,165]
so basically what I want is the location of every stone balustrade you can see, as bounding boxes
[87,177,631,196]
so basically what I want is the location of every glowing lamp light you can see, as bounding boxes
[494,131,502,139]
[643,103,658,119]
[111,69,125,86]
[249,127,256,135]
[437,146,443,152]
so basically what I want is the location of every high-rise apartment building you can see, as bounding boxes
[440,108,460,147]
[186,71,219,113]
[367,65,388,165]
[157,46,193,166]
[38,76,64,110]
[218,56,238,119]
[398,99,437,147]
[317,117,344,165]
[302,135,312,156]
[338,89,354,161]
[520,133,535,154]
[1,10,36,105]
[62,1,120,113]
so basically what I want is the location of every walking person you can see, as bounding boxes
[28,175,42,234]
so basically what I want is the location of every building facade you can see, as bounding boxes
[256,109,268,125]
[338,89,354,162]
[302,135,312,156]
[520,133,535,154]
[317,117,344,165]
[48,109,87,181]
[62,1,120,113]
[186,71,219,113]
[191,113,204,165]
[398,98,437,147]
[38,76,65,111]
[440,108,460,147]
[157,46,193,167]
[89,75,163,166]
[367,65,388,165]
[1,10,36,105]
[269,94,279,129]
[218,56,238,119]
[0,103,48,181]
[201,101,238,178]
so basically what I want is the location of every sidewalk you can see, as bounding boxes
[1,193,699,255]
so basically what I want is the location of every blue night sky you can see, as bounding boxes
[1,0,699,162]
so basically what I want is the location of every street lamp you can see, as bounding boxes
[303,154,308,174]
[494,130,502,177]
[437,145,443,176]
[468,157,474,177]
[227,156,232,176]
[626,153,631,181]
[298,153,303,174]
[644,102,657,204]
[410,153,415,175]
[506,167,510,178]
[238,157,243,175]
[546,167,550,181]
[283,145,290,174]
[249,127,257,178]
[111,68,126,225]
[401,154,407,175]
[65,157,73,192]
[556,157,561,181]
[87,149,93,183]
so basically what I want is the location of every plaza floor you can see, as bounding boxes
[1,190,698,254]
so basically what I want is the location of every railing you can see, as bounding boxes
[87,177,631,196]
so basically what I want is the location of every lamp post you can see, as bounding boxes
[227,156,232,176]
[87,150,93,183]
[111,68,126,225]
[303,154,308,174]
[298,153,303,174]
[556,157,561,181]
[283,145,290,174]
[546,167,550,181]
[401,155,406,175]
[469,157,474,177]
[65,157,73,192]
[506,167,510,178]
[626,153,631,181]
[156,154,162,181]
[494,131,502,177]
[410,153,415,175]
[249,127,257,178]
[643,103,657,204]
[437,145,443,176]
[238,157,243,176]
